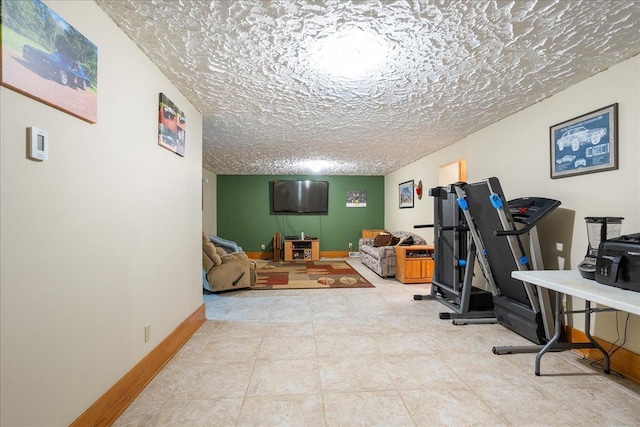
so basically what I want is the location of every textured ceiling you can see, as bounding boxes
[96,0,640,175]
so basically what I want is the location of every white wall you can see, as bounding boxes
[0,2,203,425]
[202,168,217,235]
[386,55,640,354]
[385,144,468,245]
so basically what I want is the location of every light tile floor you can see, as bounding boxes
[115,259,640,426]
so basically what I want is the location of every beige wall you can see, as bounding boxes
[385,143,468,244]
[202,168,217,235]
[385,55,640,353]
[0,2,203,425]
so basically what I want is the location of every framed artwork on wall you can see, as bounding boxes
[158,93,186,156]
[550,103,618,179]
[399,180,414,208]
[0,0,98,123]
[346,190,367,207]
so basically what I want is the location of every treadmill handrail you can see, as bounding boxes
[443,225,470,231]
[494,225,534,237]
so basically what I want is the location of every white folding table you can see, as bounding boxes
[511,270,640,376]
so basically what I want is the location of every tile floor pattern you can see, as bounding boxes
[115,259,640,426]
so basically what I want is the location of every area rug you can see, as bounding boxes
[254,260,374,290]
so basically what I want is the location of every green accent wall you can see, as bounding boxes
[217,175,384,253]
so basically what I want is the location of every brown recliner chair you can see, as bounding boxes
[202,232,256,292]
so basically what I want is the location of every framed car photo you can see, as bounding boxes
[158,93,186,157]
[0,0,98,123]
[550,103,618,179]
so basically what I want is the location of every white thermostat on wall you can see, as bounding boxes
[28,126,48,161]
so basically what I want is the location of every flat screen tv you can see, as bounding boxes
[272,180,329,214]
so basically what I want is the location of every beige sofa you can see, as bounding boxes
[358,231,427,277]
[202,232,256,292]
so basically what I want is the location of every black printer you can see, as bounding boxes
[595,233,640,292]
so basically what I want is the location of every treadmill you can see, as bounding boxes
[455,177,560,349]
[414,185,495,324]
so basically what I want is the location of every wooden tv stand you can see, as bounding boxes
[395,245,434,283]
[284,239,320,261]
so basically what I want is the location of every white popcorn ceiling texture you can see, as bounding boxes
[96,0,640,176]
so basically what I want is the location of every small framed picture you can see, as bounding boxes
[550,103,618,179]
[399,180,414,208]
[346,190,367,207]
[158,93,186,156]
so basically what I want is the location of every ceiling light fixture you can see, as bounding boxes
[299,160,332,173]
[309,29,390,79]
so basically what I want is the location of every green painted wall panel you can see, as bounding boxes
[217,175,384,253]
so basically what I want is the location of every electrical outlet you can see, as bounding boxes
[144,324,151,343]
[348,242,353,250]
[261,244,266,250]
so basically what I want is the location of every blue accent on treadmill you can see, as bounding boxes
[457,198,468,210]
[519,256,529,265]
[458,259,466,267]
[482,249,487,256]
[489,193,503,210]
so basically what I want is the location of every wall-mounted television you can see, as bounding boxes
[272,180,329,214]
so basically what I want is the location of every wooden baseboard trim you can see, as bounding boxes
[247,251,352,260]
[322,251,350,258]
[565,325,640,384]
[247,251,271,259]
[70,304,206,427]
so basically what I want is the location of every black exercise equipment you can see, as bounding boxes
[414,184,495,324]
[454,177,561,349]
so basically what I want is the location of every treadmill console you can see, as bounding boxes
[507,197,561,226]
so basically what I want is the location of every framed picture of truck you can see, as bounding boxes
[0,0,98,123]
[550,103,618,179]
[158,93,186,157]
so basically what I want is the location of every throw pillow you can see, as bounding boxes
[395,235,409,246]
[373,233,393,247]
[399,236,414,246]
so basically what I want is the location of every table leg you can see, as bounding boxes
[535,291,563,376]
[584,301,611,374]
